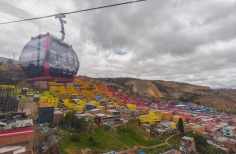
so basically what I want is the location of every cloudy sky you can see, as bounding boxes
[0,0,236,88]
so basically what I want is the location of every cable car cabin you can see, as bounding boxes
[19,33,79,82]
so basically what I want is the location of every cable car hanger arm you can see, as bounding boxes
[55,14,66,41]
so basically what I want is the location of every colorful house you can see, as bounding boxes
[179,136,196,153]
[172,115,185,123]
[107,110,120,121]
[38,104,54,124]
[223,126,236,138]
[138,114,162,123]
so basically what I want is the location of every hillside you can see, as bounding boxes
[100,77,236,115]
[1,56,235,114]
[0,57,25,85]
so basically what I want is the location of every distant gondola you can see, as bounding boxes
[19,14,79,82]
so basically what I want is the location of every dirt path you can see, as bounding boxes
[109,122,131,150]
[109,123,177,154]
[165,134,178,147]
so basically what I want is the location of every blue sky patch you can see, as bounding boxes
[115,50,127,55]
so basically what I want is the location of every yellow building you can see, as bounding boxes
[63,99,70,107]
[67,103,75,109]
[48,97,59,107]
[149,110,160,116]
[43,91,51,97]
[18,95,26,100]
[127,103,136,111]
[171,124,177,129]
[138,114,162,123]
[39,97,48,104]
[90,100,100,106]
[16,88,22,94]
[26,91,34,95]
[73,105,84,111]
[0,85,15,89]
[76,100,87,107]
[96,105,105,110]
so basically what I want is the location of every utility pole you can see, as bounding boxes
[12,53,15,61]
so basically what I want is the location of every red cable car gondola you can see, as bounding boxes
[19,14,79,82]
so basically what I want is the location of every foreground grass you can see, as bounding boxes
[114,120,168,147]
[136,145,169,154]
[57,125,126,154]
[57,120,177,154]
[168,135,181,148]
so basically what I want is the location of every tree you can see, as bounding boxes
[177,118,184,136]
[63,111,76,129]
[194,134,207,152]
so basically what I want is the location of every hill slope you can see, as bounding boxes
[102,77,236,115]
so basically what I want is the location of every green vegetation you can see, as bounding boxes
[114,120,167,147]
[136,145,170,154]
[57,125,126,154]
[177,118,184,137]
[168,135,181,147]
[57,120,175,153]
[179,93,201,103]
[63,111,76,128]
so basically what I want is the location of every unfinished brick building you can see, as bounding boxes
[0,127,34,147]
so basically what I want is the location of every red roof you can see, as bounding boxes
[0,127,33,138]
[39,104,53,108]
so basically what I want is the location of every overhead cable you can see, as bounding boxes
[0,0,147,25]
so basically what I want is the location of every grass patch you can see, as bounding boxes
[168,135,181,147]
[114,120,167,147]
[57,124,126,154]
[184,131,195,138]
[137,145,170,154]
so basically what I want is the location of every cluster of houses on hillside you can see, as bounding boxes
[1,75,236,153]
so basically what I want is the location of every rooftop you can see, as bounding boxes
[54,110,63,114]
[0,146,24,153]
[215,136,229,142]
[107,109,119,113]
[0,127,33,138]
[38,104,53,108]
[96,113,107,117]
[182,136,194,141]
[225,126,236,129]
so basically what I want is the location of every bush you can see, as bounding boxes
[70,134,81,142]
[88,136,97,146]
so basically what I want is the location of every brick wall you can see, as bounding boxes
[53,113,64,124]
[0,134,34,147]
